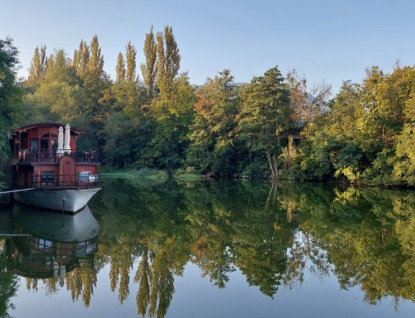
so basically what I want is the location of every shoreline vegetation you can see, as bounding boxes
[101,166,415,190]
[2,30,415,188]
[100,167,168,184]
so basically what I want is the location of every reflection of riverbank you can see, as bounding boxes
[0,211,11,236]
[7,204,99,285]
[0,240,5,254]
[3,179,415,318]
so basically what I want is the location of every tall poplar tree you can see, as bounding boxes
[83,35,107,119]
[125,41,137,82]
[88,35,104,74]
[81,35,111,152]
[140,26,157,99]
[28,45,48,85]
[116,52,126,82]
[73,40,90,80]
[155,26,180,99]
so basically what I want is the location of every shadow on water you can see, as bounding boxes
[2,179,415,317]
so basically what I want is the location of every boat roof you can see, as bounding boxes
[11,122,85,135]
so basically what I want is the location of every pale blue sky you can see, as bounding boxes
[1,0,414,94]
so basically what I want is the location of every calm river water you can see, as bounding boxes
[1,178,415,317]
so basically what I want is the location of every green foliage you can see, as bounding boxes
[334,142,363,182]
[393,92,415,185]
[115,52,126,83]
[238,158,269,179]
[174,167,202,181]
[0,37,23,156]
[102,109,152,168]
[187,70,239,177]
[284,64,415,186]
[149,73,195,170]
[361,148,396,185]
[25,49,84,123]
[27,45,48,87]
[155,26,180,100]
[140,26,157,99]
[125,41,137,82]
[0,172,4,190]
[236,66,291,178]
[101,168,168,186]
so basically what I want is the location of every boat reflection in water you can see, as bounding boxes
[7,203,99,286]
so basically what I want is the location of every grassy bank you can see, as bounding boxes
[173,168,204,182]
[100,167,169,184]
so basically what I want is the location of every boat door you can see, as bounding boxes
[59,156,76,186]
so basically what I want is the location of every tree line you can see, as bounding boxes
[1,27,415,185]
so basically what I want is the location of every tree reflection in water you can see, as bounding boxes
[2,179,415,316]
[0,240,18,318]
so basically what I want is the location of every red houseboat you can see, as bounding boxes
[9,123,101,212]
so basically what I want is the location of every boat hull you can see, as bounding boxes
[13,187,101,212]
[12,203,100,242]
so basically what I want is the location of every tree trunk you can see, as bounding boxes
[273,154,278,180]
[267,152,278,179]
[267,152,275,178]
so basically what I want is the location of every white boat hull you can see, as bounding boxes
[13,187,101,212]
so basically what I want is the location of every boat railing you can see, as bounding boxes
[17,150,99,164]
[30,173,101,189]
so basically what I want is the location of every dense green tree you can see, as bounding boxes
[327,80,362,140]
[187,70,240,176]
[102,109,152,168]
[236,66,290,178]
[0,37,23,156]
[393,90,415,185]
[29,49,84,123]
[148,73,195,169]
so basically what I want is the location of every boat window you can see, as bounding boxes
[30,139,38,150]
[40,139,49,151]
[40,171,55,184]
[39,238,52,249]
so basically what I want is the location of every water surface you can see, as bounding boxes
[1,179,415,317]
